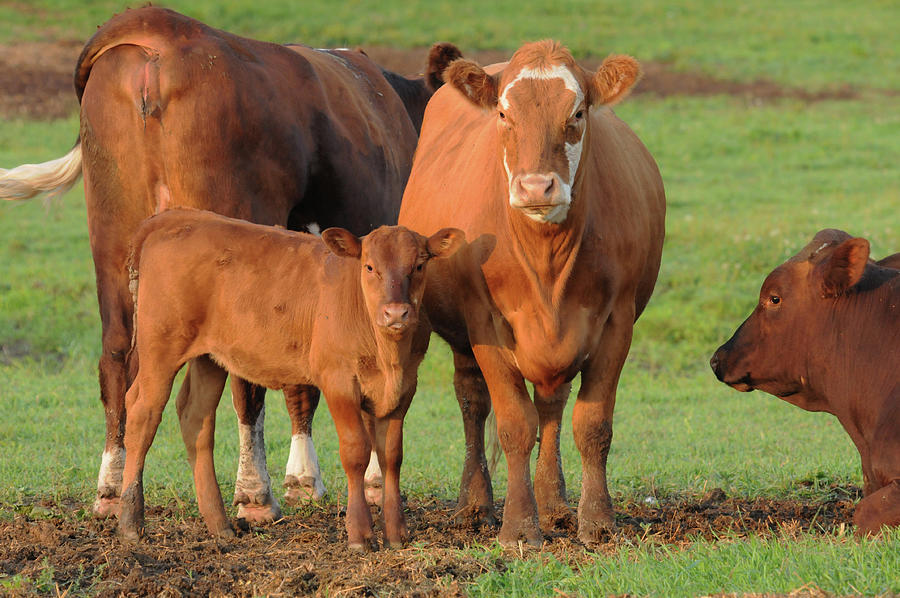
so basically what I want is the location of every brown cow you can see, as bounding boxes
[710,229,900,536]
[398,41,666,545]
[0,7,460,521]
[120,208,462,550]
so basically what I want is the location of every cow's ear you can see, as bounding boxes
[818,237,870,297]
[444,59,498,109]
[426,43,464,92]
[426,228,465,259]
[321,227,362,258]
[589,54,642,106]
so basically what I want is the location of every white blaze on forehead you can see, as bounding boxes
[498,64,584,117]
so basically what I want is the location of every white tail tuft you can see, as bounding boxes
[0,143,83,202]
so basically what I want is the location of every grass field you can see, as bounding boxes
[2,1,899,596]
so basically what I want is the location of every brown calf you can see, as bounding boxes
[120,209,462,550]
[711,229,900,535]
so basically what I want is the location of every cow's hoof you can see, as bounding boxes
[117,525,141,544]
[236,502,282,525]
[498,518,543,548]
[92,496,121,519]
[577,517,616,545]
[455,504,498,529]
[347,537,379,553]
[283,475,326,503]
[539,505,577,533]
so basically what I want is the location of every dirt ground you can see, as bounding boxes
[0,41,869,597]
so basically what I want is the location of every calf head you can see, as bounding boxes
[322,225,464,337]
[710,229,871,405]
[443,40,640,224]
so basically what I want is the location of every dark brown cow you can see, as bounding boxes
[0,7,460,520]
[710,229,900,536]
[120,209,462,550]
[398,41,666,545]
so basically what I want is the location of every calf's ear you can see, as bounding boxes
[321,227,362,258]
[817,237,870,297]
[426,228,465,259]
[589,54,642,106]
[444,59,498,109]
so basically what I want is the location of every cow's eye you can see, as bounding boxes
[498,110,506,120]
[769,295,781,305]
[365,264,374,273]
[416,263,424,272]
[574,110,584,119]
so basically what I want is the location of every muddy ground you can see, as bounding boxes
[0,41,872,597]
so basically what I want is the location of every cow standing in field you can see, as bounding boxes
[398,40,666,545]
[0,7,460,521]
[710,229,900,535]
[121,209,463,550]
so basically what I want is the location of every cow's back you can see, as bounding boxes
[78,7,417,236]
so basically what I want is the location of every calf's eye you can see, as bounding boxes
[366,264,374,273]
[416,263,424,272]
[769,295,781,305]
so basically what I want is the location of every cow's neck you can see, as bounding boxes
[505,184,588,317]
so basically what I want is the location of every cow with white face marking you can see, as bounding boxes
[399,40,666,546]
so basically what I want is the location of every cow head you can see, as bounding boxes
[710,229,871,406]
[321,225,464,337]
[443,40,641,224]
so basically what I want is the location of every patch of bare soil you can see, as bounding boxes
[0,41,867,122]
[0,486,859,596]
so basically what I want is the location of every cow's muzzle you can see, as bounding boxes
[509,173,571,223]
[378,302,413,333]
[709,349,753,392]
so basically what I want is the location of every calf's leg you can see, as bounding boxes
[325,390,376,551]
[452,351,497,527]
[283,385,327,502]
[853,480,900,536]
[230,377,281,524]
[177,357,233,537]
[372,390,415,547]
[534,383,575,531]
[118,369,176,543]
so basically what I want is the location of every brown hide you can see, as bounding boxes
[398,41,666,545]
[120,209,462,549]
[711,229,900,535]
[0,5,458,516]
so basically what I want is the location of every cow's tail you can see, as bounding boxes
[485,410,502,476]
[0,141,83,202]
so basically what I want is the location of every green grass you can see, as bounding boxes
[2,2,899,595]
[2,1,898,90]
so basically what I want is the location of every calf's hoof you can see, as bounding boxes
[283,475,326,503]
[577,513,617,545]
[92,496,121,519]
[539,504,577,533]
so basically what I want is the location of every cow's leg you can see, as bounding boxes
[473,345,541,547]
[853,480,900,536]
[452,351,497,527]
[231,377,281,524]
[573,307,635,544]
[283,385,327,502]
[362,414,384,506]
[176,356,234,537]
[118,368,176,543]
[372,391,414,548]
[324,389,376,551]
[91,264,133,519]
[533,382,575,531]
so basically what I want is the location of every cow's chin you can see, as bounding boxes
[508,195,571,224]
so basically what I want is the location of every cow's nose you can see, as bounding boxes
[709,352,723,380]
[516,174,555,201]
[381,304,410,329]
